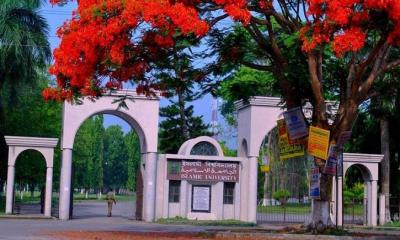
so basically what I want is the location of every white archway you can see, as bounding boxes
[5,136,58,217]
[59,90,160,221]
[337,153,383,226]
[235,96,383,225]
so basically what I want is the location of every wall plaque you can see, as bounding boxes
[191,185,211,212]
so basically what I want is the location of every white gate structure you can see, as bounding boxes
[4,136,58,217]
[59,90,159,221]
[235,96,384,226]
[4,92,385,226]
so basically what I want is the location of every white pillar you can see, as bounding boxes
[367,181,372,226]
[5,165,15,214]
[247,156,258,223]
[144,152,157,222]
[44,167,53,217]
[337,176,343,226]
[364,183,368,225]
[379,194,385,225]
[371,180,377,226]
[59,148,72,220]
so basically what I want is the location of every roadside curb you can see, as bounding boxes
[0,214,56,220]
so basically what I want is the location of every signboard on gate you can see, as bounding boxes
[167,160,239,182]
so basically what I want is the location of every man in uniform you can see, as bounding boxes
[106,189,116,217]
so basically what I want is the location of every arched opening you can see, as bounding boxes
[69,113,142,220]
[257,125,311,223]
[13,149,46,215]
[344,164,371,225]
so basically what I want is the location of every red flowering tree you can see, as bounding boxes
[48,0,400,229]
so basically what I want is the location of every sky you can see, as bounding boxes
[40,2,231,146]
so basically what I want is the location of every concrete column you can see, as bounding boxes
[364,183,368,225]
[331,176,337,224]
[144,152,157,222]
[337,176,343,226]
[379,194,385,225]
[5,165,15,214]
[247,156,258,223]
[59,148,72,220]
[367,181,372,225]
[44,167,53,217]
[371,180,378,226]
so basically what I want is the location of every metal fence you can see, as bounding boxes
[389,196,400,221]
[343,199,365,225]
[257,201,311,224]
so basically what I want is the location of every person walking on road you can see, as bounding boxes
[106,189,116,217]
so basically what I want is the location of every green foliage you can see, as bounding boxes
[272,189,291,203]
[73,115,105,190]
[103,125,129,189]
[1,74,61,191]
[73,118,141,192]
[343,182,364,205]
[217,67,278,126]
[124,130,140,191]
[159,104,211,154]
[0,0,51,191]
[219,141,236,157]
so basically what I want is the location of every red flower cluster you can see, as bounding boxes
[46,0,254,101]
[300,0,400,56]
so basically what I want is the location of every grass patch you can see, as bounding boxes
[384,221,400,228]
[257,203,311,215]
[343,204,363,216]
[156,216,256,227]
[73,193,135,202]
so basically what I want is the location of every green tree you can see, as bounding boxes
[124,130,141,191]
[1,75,61,195]
[103,125,128,190]
[73,115,104,196]
[0,0,51,193]
[159,104,211,154]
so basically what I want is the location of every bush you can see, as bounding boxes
[272,189,291,205]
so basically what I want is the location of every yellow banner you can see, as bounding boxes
[277,119,305,160]
[260,164,270,173]
[308,126,330,160]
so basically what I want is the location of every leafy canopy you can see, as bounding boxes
[45,0,400,102]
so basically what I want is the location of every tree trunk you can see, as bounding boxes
[263,173,269,206]
[380,118,391,222]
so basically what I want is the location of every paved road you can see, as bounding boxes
[1,201,398,240]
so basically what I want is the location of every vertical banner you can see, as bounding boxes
[308,126,330,160]
[324,145,339,175]
[277,119,305,160]
[283,107,308,140]
[260,155,270,173]
[310,167,320,199]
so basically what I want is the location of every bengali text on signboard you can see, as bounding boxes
[277,119,305,160]
[308,126,330,160]
[167,160,239,182]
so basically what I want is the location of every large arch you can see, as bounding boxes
[4,136,58,217]
[59,90,159,221]
[235,96,383,226]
